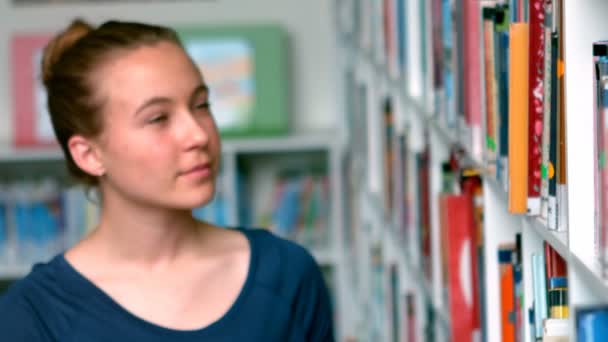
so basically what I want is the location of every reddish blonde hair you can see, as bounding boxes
[42,19,183,185]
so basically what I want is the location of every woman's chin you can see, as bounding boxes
[178,191,216,210]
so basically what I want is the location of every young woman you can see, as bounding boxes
[0,19,334,341]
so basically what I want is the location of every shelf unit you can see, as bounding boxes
[333,0,608,341]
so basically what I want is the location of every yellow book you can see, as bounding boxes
[508,23,529,214]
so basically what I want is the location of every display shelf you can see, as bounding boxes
[0,264,31,280]
[570,254,608,303]
[0,134,340,163]
[0,148,63,162]
[526,217,569,260]
[486,176,569,259]
[385,220,432,305]
[311,248,339,266]
[223,133,340,154]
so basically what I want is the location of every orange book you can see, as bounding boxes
[499,244,516,342]
[508,23,530,213]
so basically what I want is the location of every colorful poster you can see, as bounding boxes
[11,34,56,148]
[184,38,255,131]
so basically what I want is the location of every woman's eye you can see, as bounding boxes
[196,101,211,111]
[147,114,168,124]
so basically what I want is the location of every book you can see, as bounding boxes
[439,194,476,342]
[383,98,395,220]
[542,318,569,342]
[462,0,483,159]
[548,29,560,230]
[532,252,549,340]
[508,22,530,214]
[483,6,498,171]
[594,41,608,269]
[576,305,608,341]
[460,169,484,341]
[417,141,432,280]
[388,263,400,342]
[540,0,554,222]
[404,293,417,342]
[499,244,516,342]
[556,0,567,233]
[495,4,511,191]
[526,0,547,216]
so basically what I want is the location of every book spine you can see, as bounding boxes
[508,22,530,214]
[527,0,546,216]
[532,252,549,339]
[462,0,483,159]
[483,7,498,169]
[556,0,567,232]
[540,1,553,222]
[499,246,516,342]
[548,32,559,230]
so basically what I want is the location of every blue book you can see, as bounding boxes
[577,306,608,341]
[396,0,407,71]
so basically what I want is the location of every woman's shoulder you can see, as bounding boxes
[242,227,318,270]
[1,256,62,302]
[239,228,322,291]
[240,228,335,341]
[0,256,64,340]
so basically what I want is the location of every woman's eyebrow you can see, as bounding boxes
[190,84,209,103]
[133,84,209,117]
[134,97,172,117]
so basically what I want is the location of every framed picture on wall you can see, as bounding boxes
[175,24,290,138]
[11,34,56,148]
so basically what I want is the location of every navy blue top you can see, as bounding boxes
[0,228,334,341]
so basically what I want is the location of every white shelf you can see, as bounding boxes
[222,133,340,154]
[570,254,608,303]
[526,217,569,260]
[0,134,340,163]
[0,264,31,279]
[311,248,338,266]
[0,148,63,162]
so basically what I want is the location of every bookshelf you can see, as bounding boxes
[334,0,608,340]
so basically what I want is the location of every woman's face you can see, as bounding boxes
[93,41,221,210]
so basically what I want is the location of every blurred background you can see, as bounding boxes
[4,1,608,342]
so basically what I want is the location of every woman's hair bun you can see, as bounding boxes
[41,18,93,86]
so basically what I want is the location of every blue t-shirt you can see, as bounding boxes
[0,228,335,341]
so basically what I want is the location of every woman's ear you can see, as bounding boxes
[67,135,106,177]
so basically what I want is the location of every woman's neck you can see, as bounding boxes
[85,187,208,268]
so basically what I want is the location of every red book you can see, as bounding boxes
[383,0,394,66]
[527,0,546,215]
[462,0,482,128]
[440,194,476,342]
[460,172,484,336]
[544,242,567,279]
